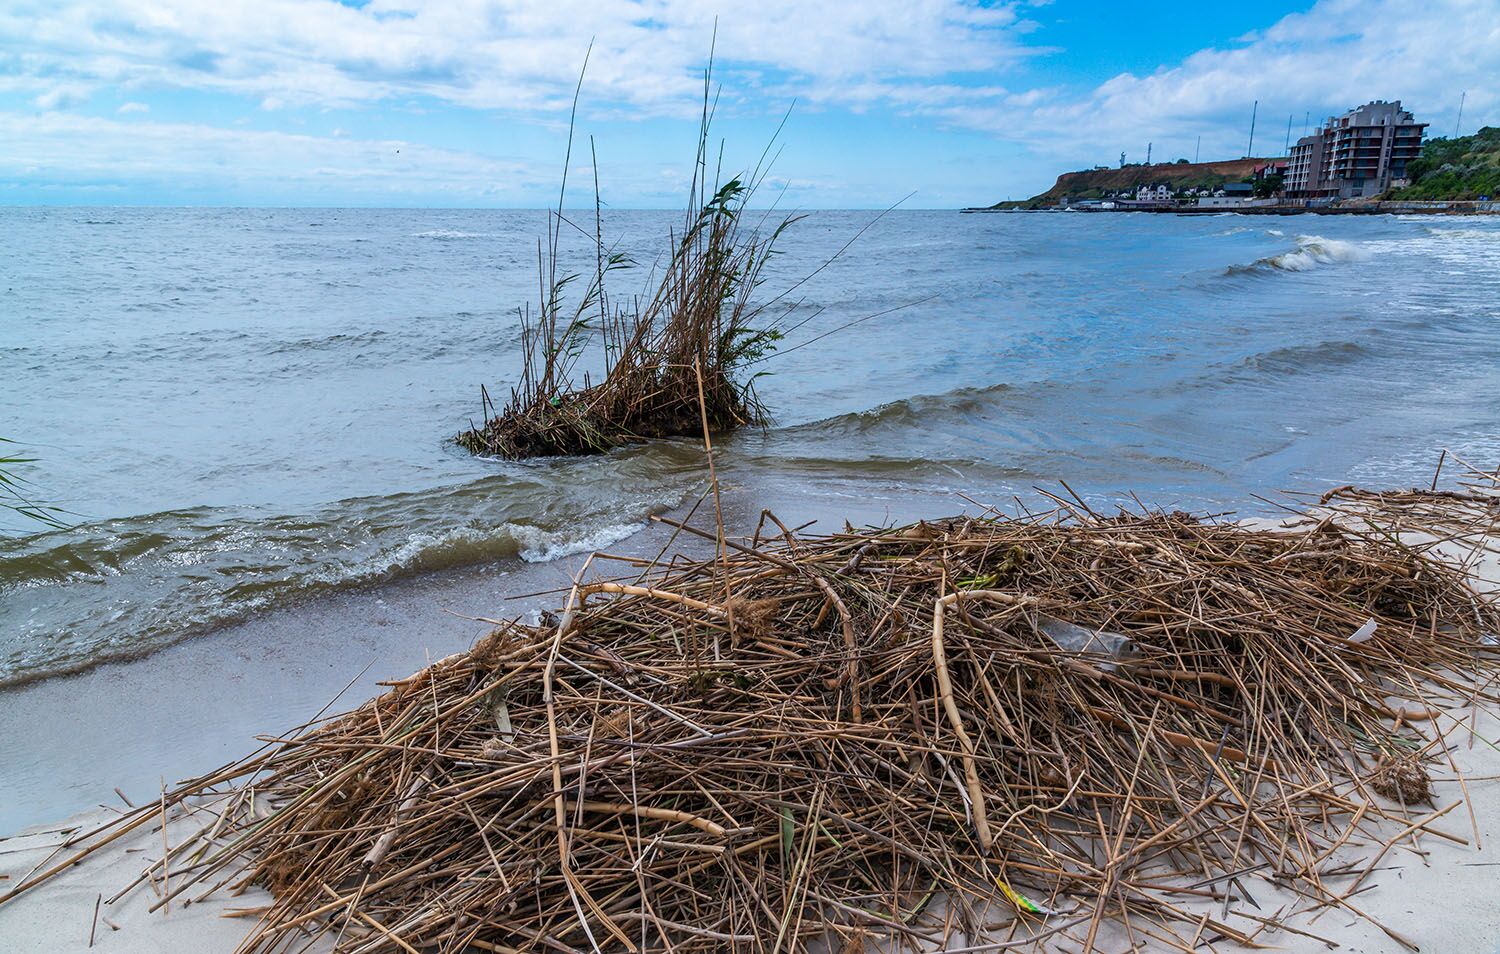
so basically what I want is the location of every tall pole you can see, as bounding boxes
[1455,91,1466,138]
[1194,136,1201,163]
[1284,114,1293,154]
[1146,141,1152,165]
[1303,111,1310,136]
[1246,100,1258,158]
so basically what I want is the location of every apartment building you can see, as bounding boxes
[1285,101,1426,199]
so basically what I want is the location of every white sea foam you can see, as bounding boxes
[346,517,647,576]
[413,229,488,239]
[1421,226,1500,241]
[1258,235,1370,272]
[511,520,645,563]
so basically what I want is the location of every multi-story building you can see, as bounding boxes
[1135,183,1173,202]
[1285,101,1426,199]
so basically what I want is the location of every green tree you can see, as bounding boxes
[1253,174,1284,198]
[1394,127,1500,200]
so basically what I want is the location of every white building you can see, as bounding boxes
[1135,183,1173,201]
[1196,195,1278,209]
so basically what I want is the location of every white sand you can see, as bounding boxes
[0,807,297,953]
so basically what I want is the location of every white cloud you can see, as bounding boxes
[117,101,149,114]
[0,111,553,201]
[0,0,1031,117]
[939,0,1500,167]
[33,83,91,110]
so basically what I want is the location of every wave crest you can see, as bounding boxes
[790,382,1015,437]
[1237,339,1371,375]
[1230,235,1370,274]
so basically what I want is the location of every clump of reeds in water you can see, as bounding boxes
[457,88,793,459]
[12,479,1500,952]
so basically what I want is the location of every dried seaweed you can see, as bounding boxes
[9,490,1500,953]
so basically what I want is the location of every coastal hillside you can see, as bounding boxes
[1392,126,1500,200]
[989,156,1280,208]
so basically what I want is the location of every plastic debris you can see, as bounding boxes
[1036,614,1136,669]
[997,876,1058,916]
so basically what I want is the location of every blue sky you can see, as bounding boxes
[0,0,1494,207]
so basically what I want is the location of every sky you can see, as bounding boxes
[0,0,1495,208]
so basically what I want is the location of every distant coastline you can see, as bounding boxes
[975,124,1499,215]
[979,157,1277,211]
[962,201,1500,215]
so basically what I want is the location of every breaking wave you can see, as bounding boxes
[1229,235,1371,273]
[787,382,1016,437]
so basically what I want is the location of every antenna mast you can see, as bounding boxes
[1455,91,1466,138]
[1246,100,1258,157]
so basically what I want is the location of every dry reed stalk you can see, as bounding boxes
[6,489,1500,953]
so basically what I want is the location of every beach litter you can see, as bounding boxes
[4,484,1500,953]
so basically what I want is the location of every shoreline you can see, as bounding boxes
[0,484,985,837]
[0,531,645,836]
[962,203,1500,215]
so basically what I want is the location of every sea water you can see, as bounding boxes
[4,208,1500,691]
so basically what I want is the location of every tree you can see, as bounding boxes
[1392,127,1500,199]
[1252,174,1284,198]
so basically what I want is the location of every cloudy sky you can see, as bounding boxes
[1,0,1495,207]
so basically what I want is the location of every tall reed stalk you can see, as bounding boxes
[0,437,67,530]
[457,59,798,459]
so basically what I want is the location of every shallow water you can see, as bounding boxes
[4,208,1500,690]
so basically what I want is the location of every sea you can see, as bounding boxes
[2,207,1499,829]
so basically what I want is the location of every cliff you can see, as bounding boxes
[989,157,1280,209]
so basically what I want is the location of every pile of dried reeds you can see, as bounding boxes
[7,492,1500,953]
[456,74,793,460]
